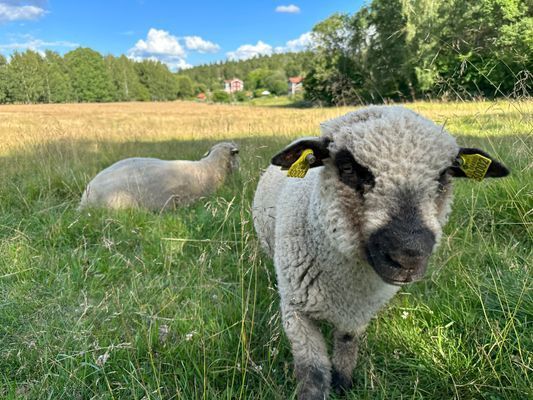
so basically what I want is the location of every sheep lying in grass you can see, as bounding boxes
[252,106,509,399]
[79,142,239,211]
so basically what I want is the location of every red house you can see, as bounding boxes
[224,78,244,93]
[288,76,303,96]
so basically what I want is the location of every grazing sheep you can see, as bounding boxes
[79,142,239,211]
[252,106,509,399]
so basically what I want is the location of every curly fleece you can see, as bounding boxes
[252,106,459,399]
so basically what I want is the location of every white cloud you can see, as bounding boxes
[128,29,219,70]
[227,32,314,61]
[0,1,47,22]
[184,36,220,53]
[282,31,314,52]
[275,4,300,14]
[226,40,273,61]
[128,28,188,70]
[130,28,185,58]
[168,58,193,70]
[0,36,78,55]
[128,54,193,70]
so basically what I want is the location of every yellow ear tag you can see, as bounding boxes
[287,149,314,178]
[458,153,492,181]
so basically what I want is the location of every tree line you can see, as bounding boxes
[0,48,198,104]
[304,0,532,105]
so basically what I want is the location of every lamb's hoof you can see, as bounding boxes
[331,369,353,395]
[296,364,329,400]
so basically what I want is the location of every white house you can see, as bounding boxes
[224,78,244,93]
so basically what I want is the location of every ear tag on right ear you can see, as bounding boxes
[287,149,314,178]
[458,153,492,181]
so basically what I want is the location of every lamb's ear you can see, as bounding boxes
[450,147,510,179]
[271,137,331,168]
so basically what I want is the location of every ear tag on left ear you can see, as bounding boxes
[287,149,314,178]
[458,153,492,181]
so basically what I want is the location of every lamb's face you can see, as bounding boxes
[204,142,240,172]
[324,108,459,285]
[272,106,509,286]
[324,143,456,285]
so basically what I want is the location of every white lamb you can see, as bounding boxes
[252,106,509,399]
[79,142,239,211]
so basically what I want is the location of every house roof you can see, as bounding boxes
[289,76,303,84]
[224,78,243,83]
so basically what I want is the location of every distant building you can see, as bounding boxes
[288,76,303,96]
[196,92,207,101]
[224,78,244,93]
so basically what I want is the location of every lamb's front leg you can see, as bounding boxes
[283,308,331,400]
[331,330,361,394]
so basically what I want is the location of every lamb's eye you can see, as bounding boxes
[334,149,375,195]
[341,163,353,174]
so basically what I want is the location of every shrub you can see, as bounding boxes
[212,90,231,103]
[234,91,248,102]
[253,88,269,98]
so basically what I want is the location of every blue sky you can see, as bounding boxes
[0,0,365,69]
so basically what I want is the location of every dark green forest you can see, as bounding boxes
[0,0,530,105]
[0,49,191,103]
[303,0,532,104]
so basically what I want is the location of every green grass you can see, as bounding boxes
[248,95,306,107]
[0,102,531,399]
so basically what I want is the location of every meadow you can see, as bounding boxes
[0,100,531,399]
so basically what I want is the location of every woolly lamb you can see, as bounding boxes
[79,142,239,211]
[252,106,508,399]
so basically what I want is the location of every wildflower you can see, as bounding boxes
[102,237,114,250]
[249,359,263,372]
[96,351,110,367]
[159,324,170,343]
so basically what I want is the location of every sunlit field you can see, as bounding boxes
[0,100,531,399]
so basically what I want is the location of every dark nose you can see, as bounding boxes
[389,227,435,267]
[386,249,430,271]
[366,224,436,284]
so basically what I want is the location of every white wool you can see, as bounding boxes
[79,142,239,211]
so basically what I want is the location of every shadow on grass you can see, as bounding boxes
[0,135,296,211]
[1,129,530,203]
[273,99,316,109]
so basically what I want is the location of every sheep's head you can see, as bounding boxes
[272,106,509,286]
[204,142,240,172]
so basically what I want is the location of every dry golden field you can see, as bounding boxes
[1,100,531,153]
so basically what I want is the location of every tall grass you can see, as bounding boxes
[0,100,531,399]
